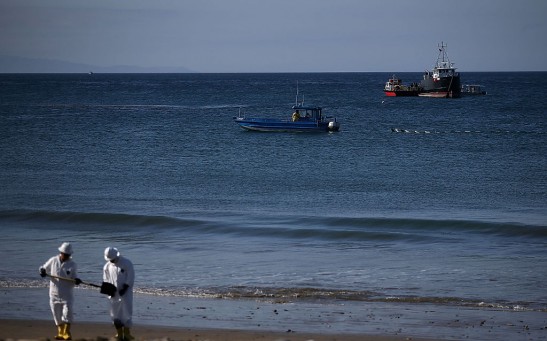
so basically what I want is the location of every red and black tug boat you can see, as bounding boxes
[383,75,422,97]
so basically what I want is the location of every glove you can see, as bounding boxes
[74,278,82,285]
[40,268,46,278]
[119,284,130,296]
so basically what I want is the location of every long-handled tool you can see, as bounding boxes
[46,273,117,296]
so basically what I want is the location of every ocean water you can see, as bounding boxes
[0,73,546,334]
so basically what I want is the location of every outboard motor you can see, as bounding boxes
[328,119,340,132]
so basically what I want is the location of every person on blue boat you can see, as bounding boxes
[39,242,82,340]
[103,247,135,341]
[292,110,300,122]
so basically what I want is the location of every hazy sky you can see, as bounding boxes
[1,0,546,72]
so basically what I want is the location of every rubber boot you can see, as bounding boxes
[63,323,72,340]
[115,326,124,341]
[123,327,134,341]
[55,324,64,340]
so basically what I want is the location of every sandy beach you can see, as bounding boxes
[2,288,546,341]
[0,319,437,341]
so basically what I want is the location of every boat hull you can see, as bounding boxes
[234,117,339,132]
[384,90,421,97]
[420,76,461,98]
[418,92,451,98]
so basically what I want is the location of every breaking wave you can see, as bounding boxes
[1,209,545,242]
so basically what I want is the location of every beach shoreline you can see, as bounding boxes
[1,288,546,340]
[0,318,434,341]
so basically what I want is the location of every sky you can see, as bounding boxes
[1,0,546,72]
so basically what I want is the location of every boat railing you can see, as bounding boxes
[235,107,245,119]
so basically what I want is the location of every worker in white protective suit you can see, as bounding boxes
[39,242,82,340]
[103,247,135,341]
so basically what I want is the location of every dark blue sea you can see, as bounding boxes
[1,72,546,338]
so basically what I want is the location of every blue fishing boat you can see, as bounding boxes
[234,105,340,132]
[233,87,340,132]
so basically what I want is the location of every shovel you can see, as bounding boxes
[46,273,117,296]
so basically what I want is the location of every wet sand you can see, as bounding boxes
[1,288,545,340]
[0,319,439,341]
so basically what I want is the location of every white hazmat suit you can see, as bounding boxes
[40,242,79,340]
[103,247,135,337]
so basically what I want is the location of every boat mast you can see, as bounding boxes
[437,41,452,69]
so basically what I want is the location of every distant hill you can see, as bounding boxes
[0,55,194,73]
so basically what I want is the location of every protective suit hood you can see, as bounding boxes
[104,247,120,261]
[58,242,73,255]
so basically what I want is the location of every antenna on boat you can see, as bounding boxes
[295,81,299,106]
[295,81,305,106]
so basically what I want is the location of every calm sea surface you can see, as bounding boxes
[1,73,546,319]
